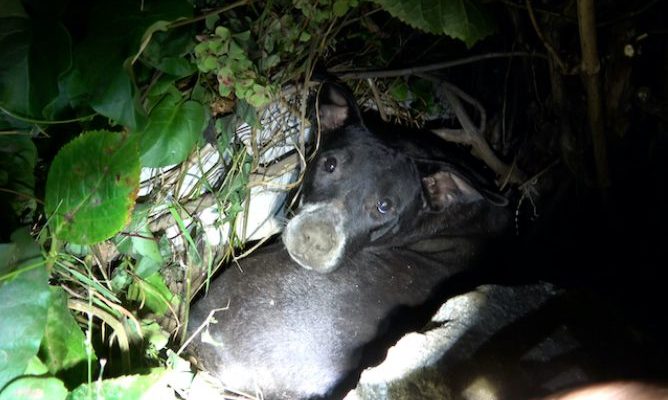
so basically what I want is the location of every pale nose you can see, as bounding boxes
[299,222,335,253]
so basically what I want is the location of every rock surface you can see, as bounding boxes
[345,283,570,400]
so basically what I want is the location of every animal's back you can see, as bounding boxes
[187,241,477,398]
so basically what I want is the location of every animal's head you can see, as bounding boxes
[282,82,507,273]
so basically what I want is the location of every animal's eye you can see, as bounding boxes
[323,157,337,173]
[376,198,393,214]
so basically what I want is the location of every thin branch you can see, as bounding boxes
[525,0,569,74]
[334,52,546,80]
[434,82,526,185]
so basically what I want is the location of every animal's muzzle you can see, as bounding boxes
[283,203,346,273]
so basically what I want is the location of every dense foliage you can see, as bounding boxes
[1,0,666,398]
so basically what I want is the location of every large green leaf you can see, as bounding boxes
[372,0,494,47]
[45,130,140,244]
[67,368,171,400]
[0,1,71,120]
[39,287,91,375]
[59,0,193,129]
[0,375,68,400]
[136,95,206,167]
[0,229,50,390]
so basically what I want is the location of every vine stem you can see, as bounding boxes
[332,52,546,80]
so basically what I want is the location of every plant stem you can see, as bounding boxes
[577,0,610,189]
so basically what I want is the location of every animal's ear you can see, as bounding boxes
[315,82,362,131]
[421,170,485,212]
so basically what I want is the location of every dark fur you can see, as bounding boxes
[186,83,510,398]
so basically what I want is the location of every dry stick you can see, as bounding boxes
[176,301,230,356]
[334,52,545,80]
[436,83,525,185]
[577,0,610,189]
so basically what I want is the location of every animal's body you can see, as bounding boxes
[187,83,510,399]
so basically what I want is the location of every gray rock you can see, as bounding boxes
[344,283,565,400]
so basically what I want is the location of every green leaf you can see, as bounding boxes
[333,0,351,17]
[117,206,164,264]
[0,0,27,18]
[0,134,37,217]
[299,31,311,42]
[371,0,495,47]
[235,99,259,129]
[111,266,131,292]
[0,375,68,400]
[132,227,163,265]
[214,26,230,40]
[39,287,90,374]
[136,95,207,167]
[146,76,182,98]
[200,55,219,72]
[68,368,171,400]
[24,356,48,374]
[389,79,409,101]
[127,273,178,315]
[0,4,72,119]
[0,229,50,390]
[45,130,140,244]
[0,228,42,275]
[259,54,280,72]
[140,24,196,77]
[59,0,193,128]
[144,320,169,351]
[134,257,162,279]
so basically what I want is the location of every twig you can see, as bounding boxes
[334,52,546,80]
[176,302,230,356]
[525,0,569,74]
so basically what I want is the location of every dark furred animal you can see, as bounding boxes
[186,83,510,399]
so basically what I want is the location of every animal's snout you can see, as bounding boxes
[298,221,336,253]
[283,204,347,273]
